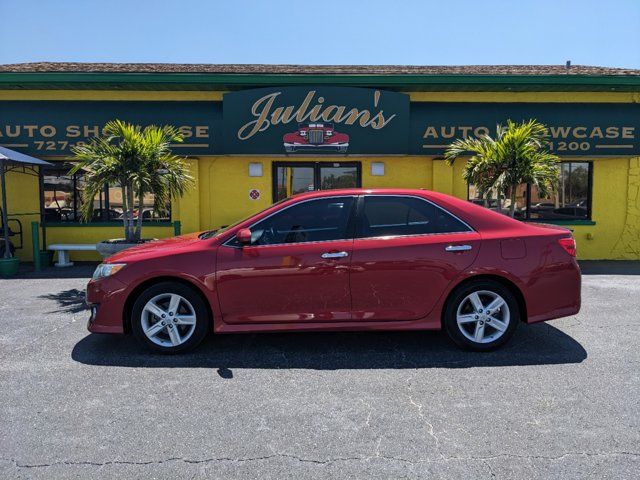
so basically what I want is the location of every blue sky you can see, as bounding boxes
[1,0,639,68]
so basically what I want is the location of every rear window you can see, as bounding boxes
[358,196,471,238]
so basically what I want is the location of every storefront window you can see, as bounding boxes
[273,162,361,202]
[43,164,171,223]
[468,161,592,221]
[527,162,591,220]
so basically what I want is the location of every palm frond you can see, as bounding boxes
[70,119,192,238]
[444,119,559,217]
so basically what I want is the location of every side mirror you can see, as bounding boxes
[236,228,253,245]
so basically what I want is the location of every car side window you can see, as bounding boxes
[247,196,355,246]
[358,196,471,238]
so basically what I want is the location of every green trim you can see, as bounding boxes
[173,220,181,236]
[527,219,596,226]
[2,72,640,92]
[45,221,174,228]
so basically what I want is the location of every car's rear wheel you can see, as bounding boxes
[131,282,210,354]
[443,280,519,351]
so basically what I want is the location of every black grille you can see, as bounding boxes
[308,129,324,144]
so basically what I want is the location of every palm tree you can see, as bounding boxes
[70,120,193,242]
[445,119,560,218]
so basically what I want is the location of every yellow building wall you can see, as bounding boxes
[197,156,273,231]
[360,157,433,190]
[610,157,640,259]
[7,155,639,262]
[4,168,41,262]
[2,90,639,103]
[2,89,639,262]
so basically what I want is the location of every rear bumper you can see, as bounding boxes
[525,259,581,324]
[85,277,128,334]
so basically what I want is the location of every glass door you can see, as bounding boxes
[274,163,316,201]
[273,162,361,202]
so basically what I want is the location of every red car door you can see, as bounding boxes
[350,195,480,321]
[216,196,356,324]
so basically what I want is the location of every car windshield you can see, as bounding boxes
[198,197,292,240]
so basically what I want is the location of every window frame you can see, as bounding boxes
[467,161,594,222]
[42,163,173,225]
[224,195,358,248]
[354,194,475,240]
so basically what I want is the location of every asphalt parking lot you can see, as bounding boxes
[0,263,638,479]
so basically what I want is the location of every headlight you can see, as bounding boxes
[92,263,126,279]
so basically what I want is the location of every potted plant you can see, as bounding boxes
[0,202,18,276]
[70,120,193,258]
[445,119,559,218]
[0,236,18,277]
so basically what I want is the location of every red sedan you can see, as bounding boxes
[86,189,581,353]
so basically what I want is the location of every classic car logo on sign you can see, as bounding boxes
[283,123,349,153]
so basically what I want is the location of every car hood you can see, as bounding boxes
[106,232,203,263]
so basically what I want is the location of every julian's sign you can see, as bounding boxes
[223,87,410,154]
[1,94,639,157]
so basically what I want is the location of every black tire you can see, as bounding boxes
[131,281,210,354]
[443,280,519,351]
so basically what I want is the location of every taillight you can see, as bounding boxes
[557,237,577,257]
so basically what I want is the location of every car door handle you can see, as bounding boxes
[321,251,349,259]
[445,245,473,252]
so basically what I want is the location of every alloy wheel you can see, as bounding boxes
[140,293,197,347]
[456,290,510,344]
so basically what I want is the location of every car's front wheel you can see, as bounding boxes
[131,282,210,354]
[443,280,519,351]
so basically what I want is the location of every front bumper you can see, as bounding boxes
[284,142,348,152]
[85,276,129,334]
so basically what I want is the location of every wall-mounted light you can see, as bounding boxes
[371,162,385,176]
[249,163,263,177]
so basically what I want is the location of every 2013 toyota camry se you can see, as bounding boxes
[86,188,581,353]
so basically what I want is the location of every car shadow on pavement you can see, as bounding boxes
[72,322,586,375]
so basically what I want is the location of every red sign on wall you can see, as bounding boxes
[249,189,261,200]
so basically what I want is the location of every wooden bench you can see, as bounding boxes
[48,244,98,267]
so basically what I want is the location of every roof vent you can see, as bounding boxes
[566,60,571,69]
